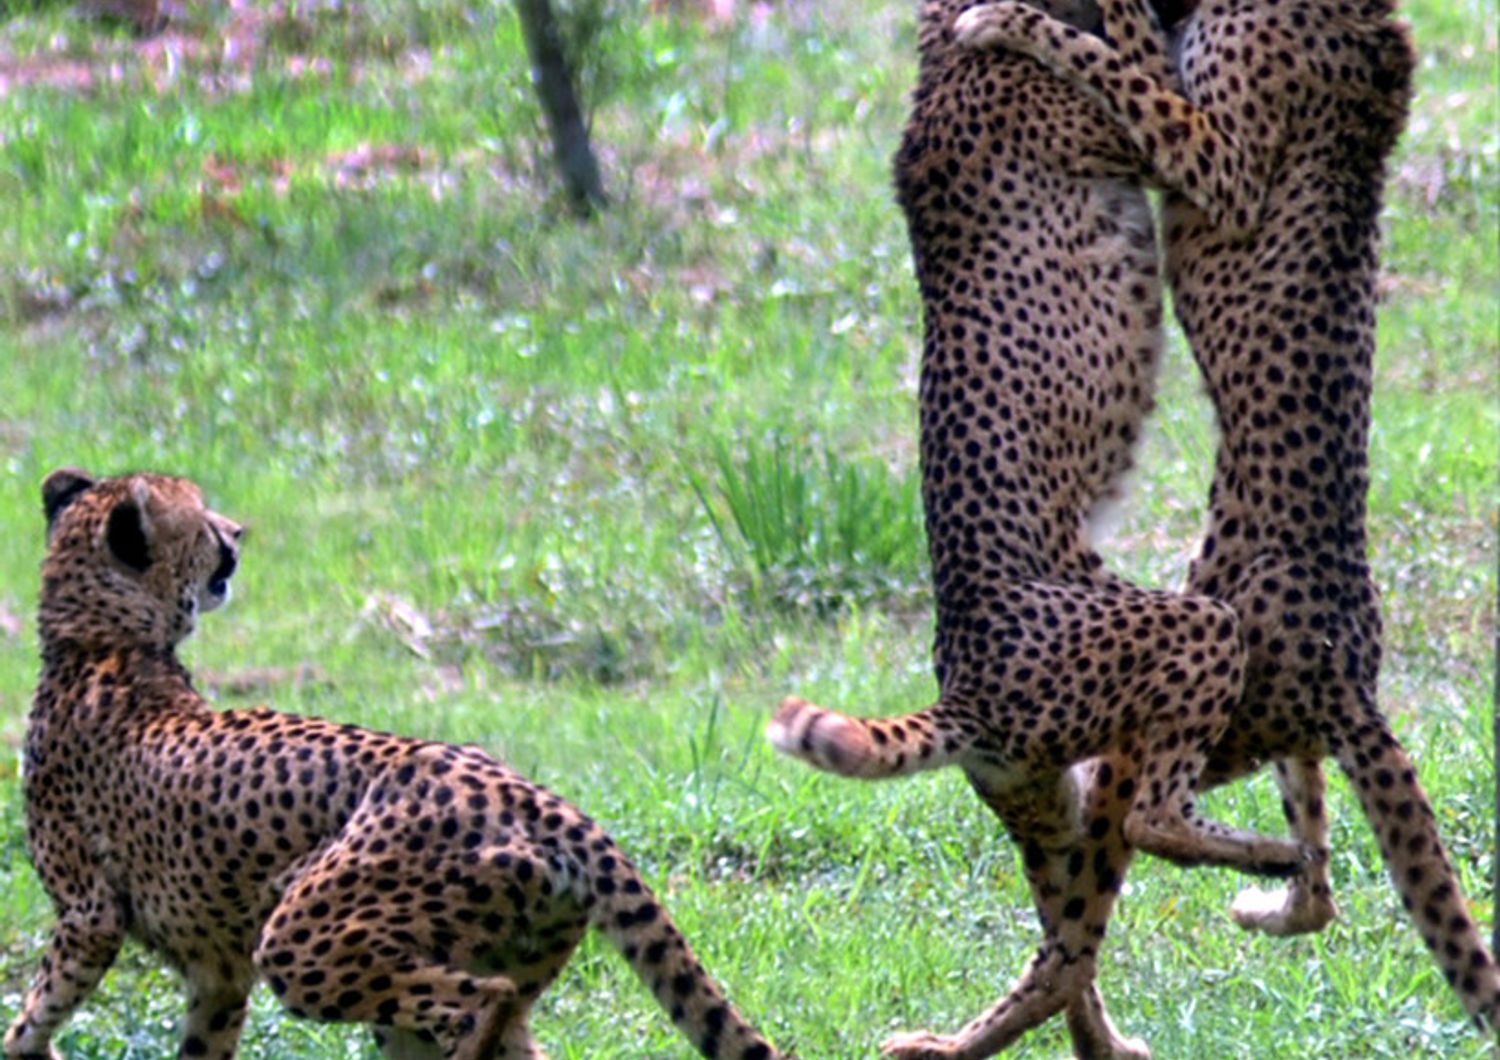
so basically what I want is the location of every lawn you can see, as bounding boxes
[0,0,1495,1056]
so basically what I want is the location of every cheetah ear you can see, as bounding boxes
[105,487,152,573]
[42,468,96,529]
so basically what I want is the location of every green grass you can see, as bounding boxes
[0,0,1495,1056]
[692,434,925,610]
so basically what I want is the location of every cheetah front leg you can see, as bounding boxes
[4,891,126,1060]
[952,0,1276,238]
[1056,755,1151,1060]
[1227,757,1339,936]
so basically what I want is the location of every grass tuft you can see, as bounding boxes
[0,0,1492,1055]
[692,434,925,610]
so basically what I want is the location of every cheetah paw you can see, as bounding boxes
[1230,885,1338,937]
[881,1031,965,1059]
[952,2,1038,52]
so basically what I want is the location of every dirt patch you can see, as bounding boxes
[196,141,484,217]
[0,0,432,99]
[359,590,657,685]
[1375,270,1443,302]
[198,663,331,698]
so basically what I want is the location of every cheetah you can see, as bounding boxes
[956,0,1500,1041]
[766,1,1309,1056]
[6,469,781,1060]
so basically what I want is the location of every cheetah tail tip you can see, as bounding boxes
[767,696,884,780]
[767,695,827,757]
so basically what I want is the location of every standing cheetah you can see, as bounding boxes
[956,0,1500,1042]
[6,469,780,1060]
[766,1,1308,1056]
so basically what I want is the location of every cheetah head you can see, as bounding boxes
[38,469,244,651]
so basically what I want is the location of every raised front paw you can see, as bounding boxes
[952,2,1044,52]
[881,1030,966,1059]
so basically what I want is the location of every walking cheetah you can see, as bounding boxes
[956,0,1500,1042]
[6,469,781,1060]
[767,1,1308,1056]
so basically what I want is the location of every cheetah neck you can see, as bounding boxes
[37,591,184,655]
[34,642,198,731]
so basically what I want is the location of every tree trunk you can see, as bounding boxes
[515,0,607,215]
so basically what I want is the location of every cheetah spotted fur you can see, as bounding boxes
[6,469,781,1060]
[766,2,1312,1056]
[956,0,1500,1045]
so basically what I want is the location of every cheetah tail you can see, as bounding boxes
[767,695,972,780]
[590,869,781,1060]
[1335,720,1500,1032]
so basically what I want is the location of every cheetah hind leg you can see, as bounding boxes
[882,760,1150,1060]
[1056,758,1152,1060]
[262,946,518,1060]
[1123,759,1309,877]
[880,961,1148,1060]
[1067,985,1151,1060]
[993,760,1150,1059]
[1120,643,1309,879]
[1229,758,1339,936]
[881,946,1092,1059]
